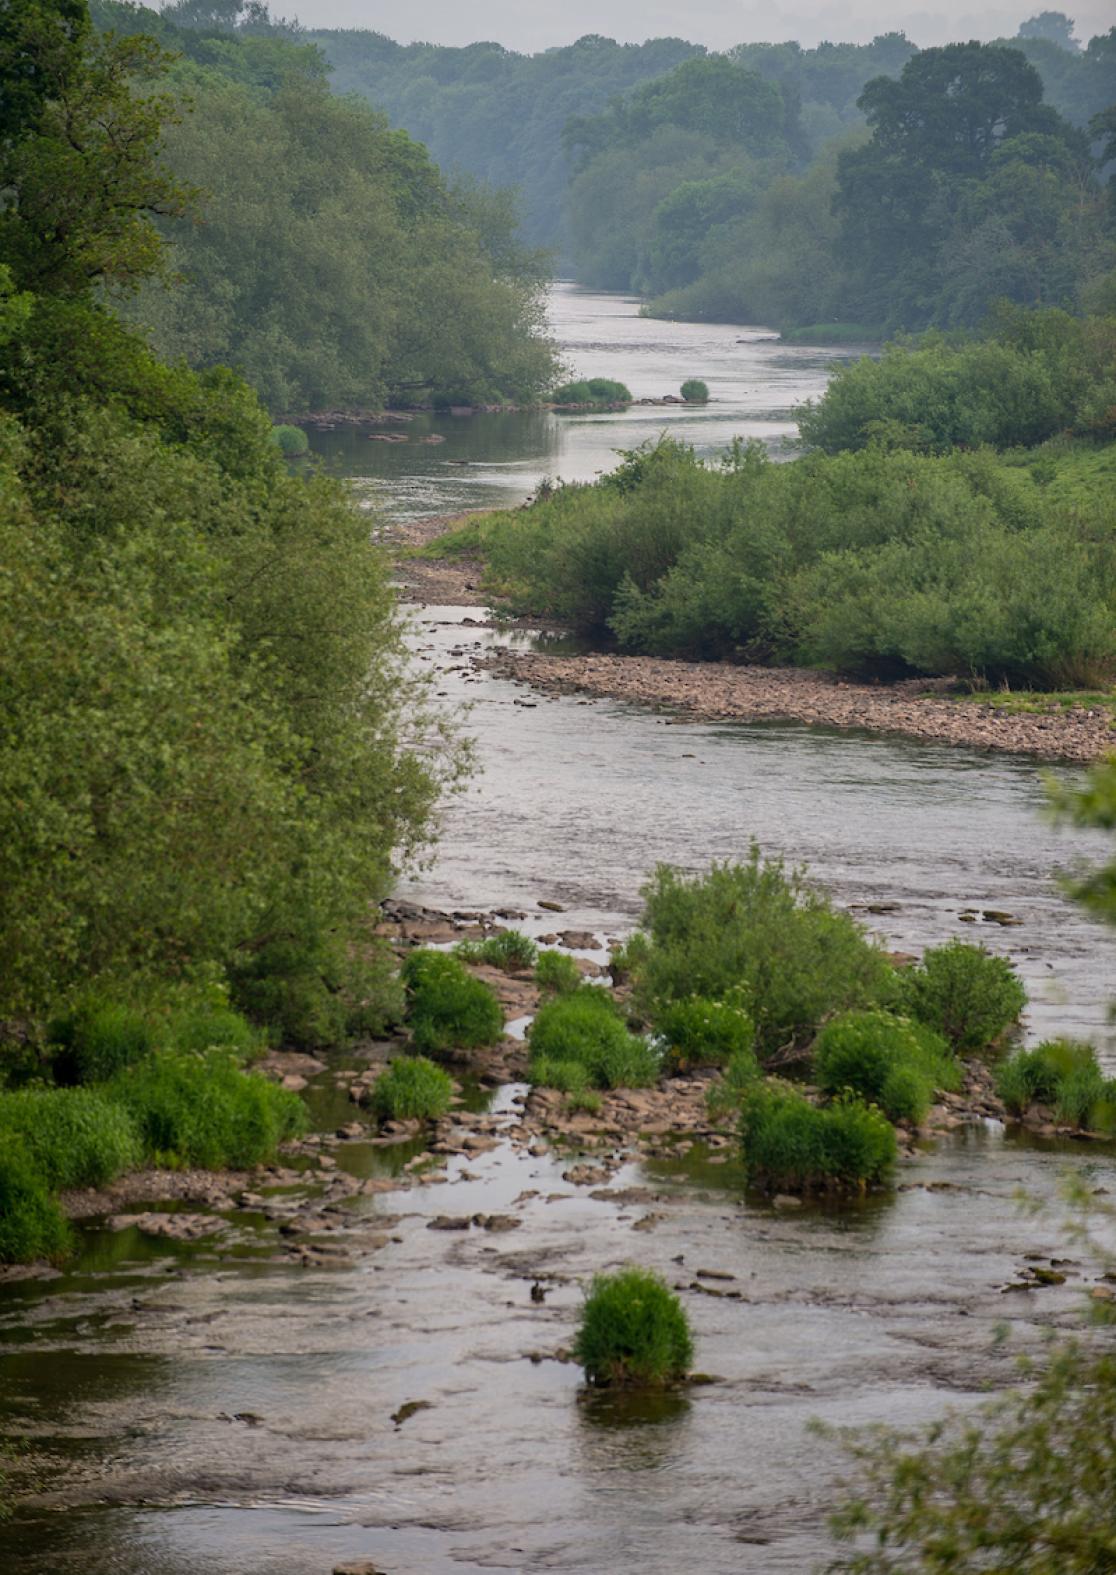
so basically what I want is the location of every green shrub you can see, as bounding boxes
[633,854,897,1059]
[270,423,309,456]
[997,1039,1115,1131]
[653,990,754,1070]
[455,930,538,971]
[371,1056,454,1122]
[706,1048,762,1121]
[739,1084,897,1193]
[0,1087,141,1190]
[814,1010,959,1126]
[402,950,504,1054]
[0,1143,71,1264]
[552,378,632,405]
[50,999,154,1085]
[535,949,582,994]
[574,1267,693,1388]
[901,940,1026,1053]
[110,1051,306,1169]
[231,934,404,1049]
[680,379,709,402]
[528,988,659,1089]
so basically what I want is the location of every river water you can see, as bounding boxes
[2,285,1115,1574]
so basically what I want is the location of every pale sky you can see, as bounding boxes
[284,1,1114,51]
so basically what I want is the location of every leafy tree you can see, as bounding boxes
[1018,11,1080,50]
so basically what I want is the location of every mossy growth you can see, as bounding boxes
[371,1055,454,1122]
[574,1267,694,1388]
[402,949,504,1055]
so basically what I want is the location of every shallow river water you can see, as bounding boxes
[2,286,1115,1574]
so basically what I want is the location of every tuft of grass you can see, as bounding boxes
[706,1048,762,1121]
[996,1039,1115,1131]
[739,1083,897,1193]
[109,1050,306,1170]
[565,1088,603,1116]
[49,998,154,1086]
[574,1267,693,1388]
[455,930,538,972]
[0,1087,141,1190]
[901,940,1026,1054]
[653,990,754,1071]
[528,988,659,1089]
[371,1056,454,1122]
[402,950,504,1055]
[535,949,582,994]
[529,1055,592,1094]
[165,1005,264,1060]
[0,1142,71,1265]
[813,1010,959,1126]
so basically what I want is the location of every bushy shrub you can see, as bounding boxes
[653,990,754,1070]
[996,1039,1115,1131]
[456,930,538,971]
[552,378,632,405]
[739,1084,897,1193]
[528,988,659,1089]
[633,854,897,1059]
[402,950,504,1054]
[0,1143,71,1264]
[574,1267,693,1388]
[371,1056,454,1122]
[0,1088,141,1190]
[680,379,709,402]
[110,1051,306,1169]
[270,423,309,456]
[814,1010,959,1126]
[50,999,154,1086]
[901,940,1026,1053]
[535,949,582,994]
[706,1048,762,1121]
[231,934,405,1049]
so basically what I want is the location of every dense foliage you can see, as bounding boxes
[88,1,557,412]
[574,1268,694,1387]
[996,1038,1116,1128]
[528,987,659,1090]
[900,940,1028,1053]
[446,308,1116,689]
[1,5,460,1106]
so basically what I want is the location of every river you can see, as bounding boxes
[2,285,1114,1574]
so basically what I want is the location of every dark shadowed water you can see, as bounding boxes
[3,287,1115,1575]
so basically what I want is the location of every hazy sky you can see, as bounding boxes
[284,1,1113,51]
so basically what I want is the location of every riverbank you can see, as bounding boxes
[478,649,1115,764]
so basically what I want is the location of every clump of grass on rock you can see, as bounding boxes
[403,950,504,1055]
[574,1267,693,1388]
[371,1056,454,1122]
[996,1039,1116,1131]
[705,1049,762,1122]
[535,949,582,994]
[901,939,1026,1053]
[739,1083,897,1194]
[455,930,537,972]
[813,1010,959,1126]
[528,987,659,1089]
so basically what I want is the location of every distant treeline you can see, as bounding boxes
[88,2,558,413]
